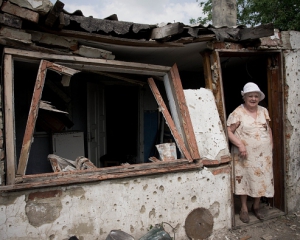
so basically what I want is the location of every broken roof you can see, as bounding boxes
[0,0,277,72]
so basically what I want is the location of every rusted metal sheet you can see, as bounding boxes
[185,207,214,239]
[170,64,201,160]
[17,60,79,177]
[148,78,193,162]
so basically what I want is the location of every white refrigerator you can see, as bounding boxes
[52,132,85,160]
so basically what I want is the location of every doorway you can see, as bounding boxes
[105,85,138,166]
[220,52,285,227]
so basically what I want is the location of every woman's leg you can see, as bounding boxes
[253,197,260,209]
[239,195,250,223]
[252,197,264,220]
[240,195,248,212]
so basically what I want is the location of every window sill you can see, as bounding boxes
[0,159,203,192]
[0,156,231,193]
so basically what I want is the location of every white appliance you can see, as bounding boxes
[52,132,85,160]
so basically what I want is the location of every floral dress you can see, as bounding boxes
[227,105,274,198]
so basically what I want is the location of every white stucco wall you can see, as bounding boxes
[284,48,300,212]
[184,88,230,160]
[0,167,231,240]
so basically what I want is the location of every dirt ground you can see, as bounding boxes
[210,211,300,240]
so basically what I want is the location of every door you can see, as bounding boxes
[218,52,285,226]
[266,54,285,211]
[87,82,106,167]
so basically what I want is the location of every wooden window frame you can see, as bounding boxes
[1,48,231,192]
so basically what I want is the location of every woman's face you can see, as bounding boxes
[244,92,260,108]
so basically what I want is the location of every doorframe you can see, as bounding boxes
[87,81,106,167]
[137,86,144,163]
[203,49,286,227]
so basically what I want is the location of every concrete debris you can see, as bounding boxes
[261,234,273,240]
[294,211,300,217]
[9,0,53,15]
[290,225,297,230]
[240,236,251,240]
[105,230,134,240]
[48,154,96,172]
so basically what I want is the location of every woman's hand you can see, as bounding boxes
[227,123,247,159]
[238,144,247,158]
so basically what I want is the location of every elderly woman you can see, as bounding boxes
[227,82,274,223]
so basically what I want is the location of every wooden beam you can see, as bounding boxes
[3,54,16,185]
[29,30,78,51]
[267,58,273,129]
[39,28,184,48]
[0,13,22,29]
[17,61,47,176]
[95,72,145,86]
[0,159,203,192]
[39,101,68,114]
[45,0,64,27]
[173,34,215,44]
[0,37,72,55]
[210,51,227,137]
[4,48,171,76]
[17,60,79,177]
[0,26,31,43]
[267,54,285,210]
[201,51,213,90]
[207,41,244,50]
[56,62,167,76]
[74,45,115,59]
[150,22,184,40]
[170,64,200,159]
[201,155,231,166]
[47,61,79,76]
[163,73,186,158]
[148,78,193,162]
[1,1,39,23]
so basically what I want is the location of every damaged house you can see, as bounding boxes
[0,0,299,239]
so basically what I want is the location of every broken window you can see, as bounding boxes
[4,48,216,188]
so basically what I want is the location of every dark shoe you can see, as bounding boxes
[239,210,250,223]
[251,205,264,220]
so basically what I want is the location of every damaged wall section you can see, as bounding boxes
[0,166,231,239]
[283,31,300,212]
[184,88,229,160]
